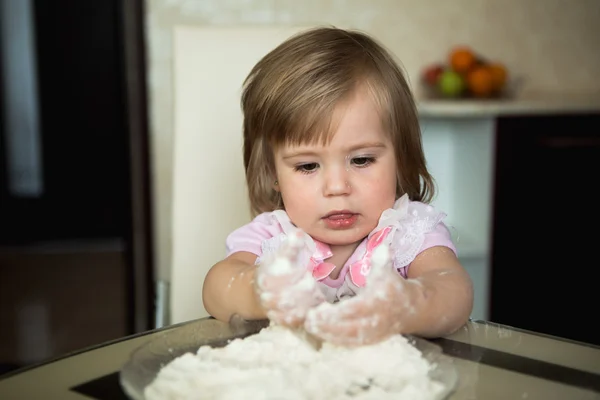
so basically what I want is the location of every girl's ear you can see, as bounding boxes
[272,179,280,192]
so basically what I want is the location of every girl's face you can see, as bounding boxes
[273,89,397,247]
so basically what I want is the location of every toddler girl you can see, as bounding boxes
[202,26,473,346]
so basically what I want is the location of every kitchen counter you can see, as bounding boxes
[0,317,598,399]
[417,92,600,118]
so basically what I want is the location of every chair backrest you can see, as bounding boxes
[170,26,307,324]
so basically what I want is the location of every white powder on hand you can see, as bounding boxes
[264,257,294,276]
[144,325,447,400]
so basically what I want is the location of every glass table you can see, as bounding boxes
[0,318,598,399]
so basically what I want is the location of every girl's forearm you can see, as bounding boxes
[404,268,474,338]
[202,258,266,322]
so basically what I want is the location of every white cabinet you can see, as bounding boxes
[420,117,496,321]
[169,26,310,324]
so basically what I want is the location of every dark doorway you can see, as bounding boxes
[0,0,154,374]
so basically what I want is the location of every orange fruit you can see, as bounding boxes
[449,47,477,74]
[466,66,494,98]
[488,63,508,92]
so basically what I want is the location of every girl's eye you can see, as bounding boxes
[294,163,319,174]
[351,157,375,167]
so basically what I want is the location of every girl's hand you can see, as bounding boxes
[254,229,326,328]
[304,244,420,346]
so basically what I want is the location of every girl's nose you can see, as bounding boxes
[323,166,351,197]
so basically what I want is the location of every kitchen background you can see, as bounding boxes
[145,0,600,335]
[1,0,599,375]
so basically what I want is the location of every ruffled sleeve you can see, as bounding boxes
[226,210,317,267]
[378,195,457,278]
[224,211,287,258]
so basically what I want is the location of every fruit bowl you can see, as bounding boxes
[421,46,514,100]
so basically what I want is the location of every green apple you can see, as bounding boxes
[438,70,465,98]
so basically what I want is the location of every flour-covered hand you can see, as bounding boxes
[304,244,420,346]
[255,229,326,328]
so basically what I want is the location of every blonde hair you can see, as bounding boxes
[241,26,435,216]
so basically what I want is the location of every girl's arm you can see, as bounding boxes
[304,244,473,346]
[204,230,326,327]
[202,252,266,323]
[404,246,474,337]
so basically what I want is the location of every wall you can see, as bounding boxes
[144,0,600,323]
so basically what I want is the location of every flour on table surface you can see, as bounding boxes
[144,325,447,400]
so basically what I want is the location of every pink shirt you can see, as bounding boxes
[225,195,457,302]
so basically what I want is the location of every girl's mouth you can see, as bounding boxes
[322,211,358,229]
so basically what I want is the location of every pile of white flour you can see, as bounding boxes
[144,325,446,400]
